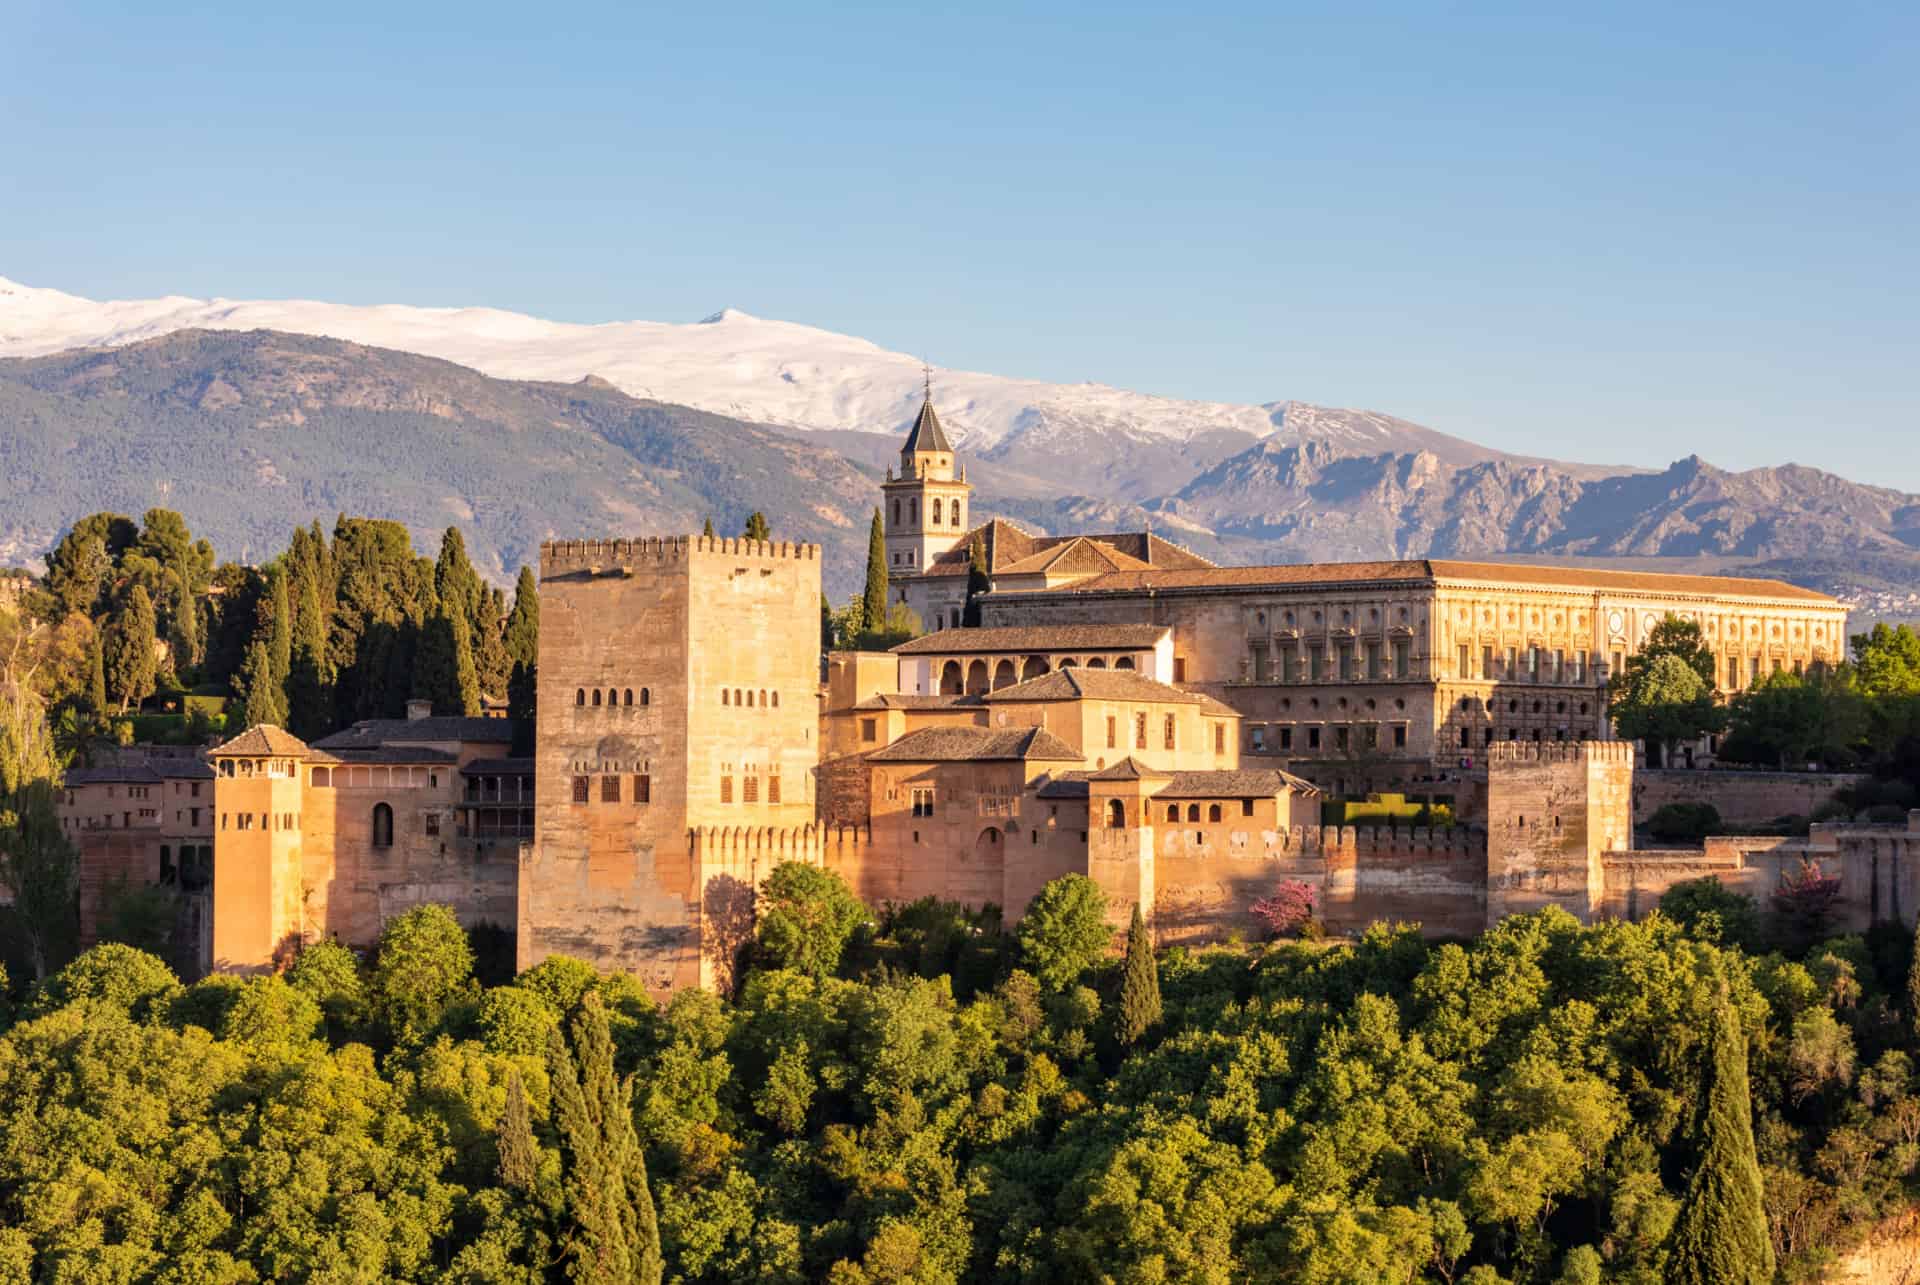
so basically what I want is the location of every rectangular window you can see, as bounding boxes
[634,774,651,804]
[1280,727,1293,751]
[1250,641,1271,682]
[1214,723,1225,754]
[1483,646,1494,679]
[1242,798,1254,817]
[572,776,590,804]
[1310,647,1325,681]
[425,813,440,837]
[1281,647,1298,683]
[1507,647,1518,678]
[1612,650,1625,677]
[1727,656,1740,689]
[1106,715,1117,749]
[1393,639,1410,678]
[744,775,759,803]
[1163,714,1176,750]
[1307,727,1321,750]
[1173,657,1187,682]
[911,787,935,817]
[1528,646,1541,681]
[1251,726,1266,753]
[1553,649,1565,682]
[1134,713,1148,750]
[1364,642,1380,679]
[720,775,733,804]
[1460,728,1470,747]
[1458,644,1470,678]
[1361,725,1378,750]
[768,776,781,804]
[1751,657,1761,684]
[1338,641,1355,681]
[861,718,878,743]
[1393,725,1407,748]
[1335,726,1350,750]
[601,775,620,803]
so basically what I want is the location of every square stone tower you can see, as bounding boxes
[521,535,822,990]
[1484,740,1634,923]
[208,726,312,972]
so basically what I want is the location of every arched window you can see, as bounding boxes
[1207,803,1222,823]
[1186,803,1200,822]
[722,689,730,706]
[932,497,943,525]
[760,690,767,707]
[575,689,586,706]
[892,500,900,526]
[1087,657,1107,669]
[1106,799,1126,829]
[641,688,650,706]
[372,802,393,848]
[771,691,779,708]
[624,689,633,706]
[910,498,918,524]
[735,689,743,706]
[603,689,614,707]
[953,501,962,526]
[1165,803,1179,822]
[1115,657,1135,670]
[592,690,602,707]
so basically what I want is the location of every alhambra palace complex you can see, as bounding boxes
[59,395,1920,989]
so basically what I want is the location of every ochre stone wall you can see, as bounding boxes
[1634,769,1865,827]
[523,536,822,992]
[1485,741,1634,922]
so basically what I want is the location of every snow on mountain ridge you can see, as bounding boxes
[0,275,1345,449]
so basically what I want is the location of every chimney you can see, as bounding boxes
[406,699,432,722]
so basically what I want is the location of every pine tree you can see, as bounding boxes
[238,639,287,728]
[548,992,662,1284]
[1668,998,1774,1285]
[743,511,771,542]
[1117,903,1162,1046]
[497,1068,538,1194]
[106,585,158,713]
[862,508,888,638]
[962,533,990,626]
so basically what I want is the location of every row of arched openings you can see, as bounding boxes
[577,688,650,707]
[936,654,1135,696]
[1105,800,1227,828]
[722,689,780,708]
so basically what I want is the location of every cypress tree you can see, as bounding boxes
[238,639,287,729]
[743,511,771,542]
[106,585,158,713]
[1908,915,1920,1040]
[417,601,481,717]
[962,533,989,626]
[1668,998,1774,1285]
[87,632,108,723]
[267,566,292,690]
[1117,903,1162,1046]
[548,992,662,1285]
[497,1068,538,1194]
[702,516,714,538]
[505,567,539,736]
[862,508,888,637]
[821,592,834,652]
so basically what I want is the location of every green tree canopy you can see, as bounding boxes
[754,862,871,978]
[861,508,888,636]
[743,512,771,542]
[1116,902,1161,1046]
[371,904,476,1043]
[1668,998,1774,1285]
[1018,873,1111,991]
[1609,651,1723,766]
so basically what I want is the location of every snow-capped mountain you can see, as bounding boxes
[0,274,1426,455]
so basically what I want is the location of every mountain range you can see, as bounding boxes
[1,276,1915,613]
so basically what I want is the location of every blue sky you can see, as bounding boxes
[4,0,1915,486]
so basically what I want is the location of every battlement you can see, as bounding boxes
[688,822,870,868]
[540,535,819,578]
[1485,739,1634,766]
[1223,823,1485,858]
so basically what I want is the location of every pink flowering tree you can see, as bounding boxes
[1251,879,1319,939]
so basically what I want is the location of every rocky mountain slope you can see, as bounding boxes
[2,326,1915,612]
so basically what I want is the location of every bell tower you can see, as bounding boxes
[881,370,972,584]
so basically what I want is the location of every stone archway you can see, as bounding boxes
[1022,655,1048,680]
[1087,657,1107,669]
[1114,656,1135,670]
[940,661,963,695]
[992,659,1016,690]
[966,659,990,695]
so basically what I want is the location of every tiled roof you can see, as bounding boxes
[210,725,311,757]
[1152,769,1323,798]
[1034,772,1094,799]
[901,398,953,454]
[311,717,519,751]
[980,668,1210,707]
[865,725,1082,763]
[1000,557,1839,604]
[461,757,535,776]
[149,758,215,779]
[851,693,981,711]
[310,746,459,765]
[918,520,1214,580]
[1086,756,1170,780]
[893,624,1168,655]
[63,765,163,786]
[997,538,1152,578]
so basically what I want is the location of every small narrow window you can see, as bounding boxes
[592,689,602,707]
[723,689,730,706]
[1166,804,1179,822]
[634,774,651,804]
[771,691,779,708]
[1164,714,1176,750]
[1215,723,1225,753]
[641,688,651,706]
[601,775,621,803]
[624,689,633,706]
[1134,713,1148,750]
[744,775,759,803]
[576,689,586,706]
[1208,803,1222,823]
[1106,715,1116,749]
[721,775,733,803]
[572,776,590,804]
[371,802,393,848]
[768,776,781,804]
[1186,804,1200,822]
[1241,799,1254,817]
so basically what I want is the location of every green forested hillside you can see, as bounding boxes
[0,885,1913,1284]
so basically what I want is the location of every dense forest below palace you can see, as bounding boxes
[0,863,1917,1283]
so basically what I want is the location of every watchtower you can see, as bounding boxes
[208,726,311,972]
[1484,740,1634,922]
